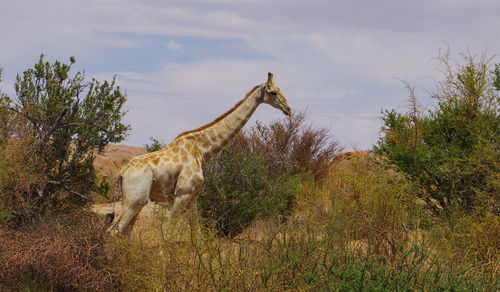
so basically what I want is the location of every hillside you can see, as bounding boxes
[93,144,146,178]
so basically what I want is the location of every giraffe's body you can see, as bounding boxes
[108,73,291,235]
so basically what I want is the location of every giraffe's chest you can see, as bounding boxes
[149,164,178,203]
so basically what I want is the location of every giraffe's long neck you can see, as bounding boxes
[191,86,263,162]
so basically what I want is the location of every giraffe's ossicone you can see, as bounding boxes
[108,72,291,235]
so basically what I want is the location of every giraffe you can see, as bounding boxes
[107,72,291,235]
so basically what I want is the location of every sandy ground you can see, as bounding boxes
[90,200,161,222]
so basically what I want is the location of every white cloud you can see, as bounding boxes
[306,29,441,84]
[165,40,183,51]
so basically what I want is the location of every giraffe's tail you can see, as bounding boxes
[106,174,123,233]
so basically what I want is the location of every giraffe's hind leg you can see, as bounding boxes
[117,199,147,235]
[115,169,153,235]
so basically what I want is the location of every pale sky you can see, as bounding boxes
[1,0,499,149]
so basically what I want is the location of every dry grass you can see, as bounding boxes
[295,152,419,262]
[104,153,499,291]
[0,213,117,291]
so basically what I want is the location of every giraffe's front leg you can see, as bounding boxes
[168,174,205,229]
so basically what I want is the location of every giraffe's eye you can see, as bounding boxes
[270,91,277,95]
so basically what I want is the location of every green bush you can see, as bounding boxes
[199,134,303,237]
[374,52,499,214]
[0,55,129,226]
[144,136,166,152]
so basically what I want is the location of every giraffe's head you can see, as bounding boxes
[260,72,291,116]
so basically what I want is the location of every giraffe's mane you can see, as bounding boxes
[176,85,261,138]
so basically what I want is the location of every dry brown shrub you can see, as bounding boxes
[0,213,117,291]
[248,110,342,180]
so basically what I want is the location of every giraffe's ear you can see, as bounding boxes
[267,72,274,84]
